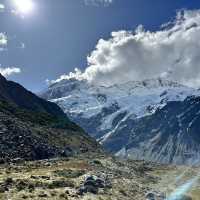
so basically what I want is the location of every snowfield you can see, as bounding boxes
[41,78,200,164]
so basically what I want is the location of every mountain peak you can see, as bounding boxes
[42,77,187,100]
[0,73,6,81]
[41,75,200,164]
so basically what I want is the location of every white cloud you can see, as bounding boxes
[84,0,113,6]
[0,67,21,77]
[0,3,5,12]
[48,68,83,84]
[53,9,200,88]
[0,33,8,51]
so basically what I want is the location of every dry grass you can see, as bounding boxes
[0,156,200,200]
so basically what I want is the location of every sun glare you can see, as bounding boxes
[13,0,34,14]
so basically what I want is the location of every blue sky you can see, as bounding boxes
[1,0,200,91]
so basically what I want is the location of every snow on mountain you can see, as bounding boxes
[41,78,200,164]
[112,96,200,165]
[42,78,197,133]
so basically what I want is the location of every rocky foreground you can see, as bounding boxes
[0,153,199,200]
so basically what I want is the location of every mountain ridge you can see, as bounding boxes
[0,74,66,118]
[41,77,200,164]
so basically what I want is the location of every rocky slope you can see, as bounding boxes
[0,74,100,162]
[41,78,200,164]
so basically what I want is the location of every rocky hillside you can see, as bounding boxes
[0,74,100,162]
[41,78,200,164]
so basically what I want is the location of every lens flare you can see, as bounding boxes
[167,175,199,200]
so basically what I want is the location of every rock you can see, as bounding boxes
[83,177,99,194]
[95,178,105,188]
[16,180,27,191]
[85,185,99,194]
[4,177,14,186]
[77,175,112,196]
[38,192,48,198]
[85,176,95,182]
[92,160,102,166]
[77,186,86,196]
[40,175,50,180]
[30,175,39,179]
[0,158,5,164]
[80,147,89,153]
[59,193,69,199]
[145,191,166,200]
[0,177,14,193]
[11,157,24,164]
[145,192,156,200]
[0,185,9,193]
[61,147,74,157]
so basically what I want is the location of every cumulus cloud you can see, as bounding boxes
[84,0,113,6]
[0,67,21,77]
[54,9,200,87]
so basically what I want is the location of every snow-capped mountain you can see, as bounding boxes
[41,78,200,164]
[114,96,200,165]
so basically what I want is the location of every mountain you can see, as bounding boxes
[0,74,65,117]
[107,96,200,165]
[0,74,100,162]
[41,77,200,164]
[1,75,198,199]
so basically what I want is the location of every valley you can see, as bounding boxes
[1,73,200,199]
[2,2,200,199]
[0,154,199,200]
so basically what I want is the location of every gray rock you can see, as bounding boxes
[145,191,166,200]
[77,175,111,196]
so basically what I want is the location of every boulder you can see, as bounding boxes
[77,175,111,195]
[145,191,166,200]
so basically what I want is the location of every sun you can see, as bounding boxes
[13,0,34,14]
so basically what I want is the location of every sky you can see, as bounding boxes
[1,0,200,92]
